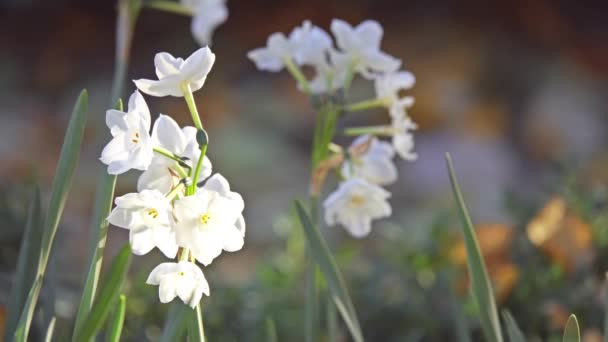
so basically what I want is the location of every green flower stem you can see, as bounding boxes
[343,125,392,137]
[344,98,388,112]
[181,83,204,131]
[153,147,190,178]
[166,183,185,201]
[178,248,190,262]
[283,57,311,94]
[191,144,208,190]
[144,0,193,16]
[194,304,206,342]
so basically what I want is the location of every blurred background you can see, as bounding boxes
[1,0,607,341]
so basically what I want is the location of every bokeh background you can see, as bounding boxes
[1,0,608,341]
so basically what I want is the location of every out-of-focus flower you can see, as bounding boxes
[138,115,212,193]
[247,32,295,72]
[290,20,332,68]
[100,90,153,175]
[174,176,244,265]
[146,261,209,307]
[181,0,228,45]
[330,19,401,79]
[134,47,216,97]
[324,178,391,238]
[391,115,417,160]
[108,189,178,258]
[374,71,415,118]
[342,135,397,185]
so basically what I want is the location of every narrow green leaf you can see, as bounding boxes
[106,294,126,342]
[563,314,580,342]
[74,244,131,342]
[160,302,189,342]
[265,317,278,342]
[305,263,319,342]
[5,186,43,341]
[445,153,503,342]
[502,310,526,342]
[604,279,608,342]
[13,278,42,342]
[44,316,56,342]
[294,200,364,342]
[73,99,122,338]
[38,89,89,278]
[451,297,472,342]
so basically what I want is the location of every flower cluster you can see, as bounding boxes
[248,19,417,238]
[101,47,245,308]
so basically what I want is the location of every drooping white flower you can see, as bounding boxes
[324,178,392,238]
[374,71,415,118]
[146,261,209,308]
[391,115,417,161]
[138,115,212,194]
[107,189,178,258]
[134,47,216,97]
[181,0,228,46]
[342,135,397,185]
[173,174,245,265]
[100,90,153,175]
[330,19,401,79]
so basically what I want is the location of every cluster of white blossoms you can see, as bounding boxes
[101,47,245,308]
[248,19,417,238]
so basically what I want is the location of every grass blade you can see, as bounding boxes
[266,317,278,342]
[72,99,122,338]
[502,310,526,342]
[160,302,189,342]
[445,153,503,342]
[563,314,580,342]
[13,278,43,342]
[74,244,132,342]
[106,294,126,342]
[44,316,56,342]
[294,200,363,342]
[5,186,43,341]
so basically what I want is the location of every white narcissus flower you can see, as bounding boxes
[342,135,397,185]
[392,115,418,161]
[181,0,228,46]
[146,261,210,308]
[134,47,216,97]
[330,19,401,79]
[108,189,178,258]
[290,21,332,68]
[374,71,415,118]
[100,90,153,175]
[324,178,392,238]
[247,32,295,72]
[173,174,245,265]
[138,115,212,194]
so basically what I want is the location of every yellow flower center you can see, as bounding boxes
[132,132,140,143]
[199,213,211,225]
[179,271,185,276]
[146,208,159,219]
[349,195,365,206]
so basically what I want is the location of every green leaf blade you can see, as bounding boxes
[294,200,364,342]
[106,294,126,342]
[13,278,43,342]
[563,314,580,342]
[74,244,132,342]
[160,302,189,342]
[445,153,503,342]
[502,310,526,342]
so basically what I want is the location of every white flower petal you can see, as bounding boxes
[222,225,245,252]
[134,76,184,97]
[152,115,187,154]
[154,52,182,79]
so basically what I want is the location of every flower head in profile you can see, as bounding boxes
[374,71,415,118]
[342,135,397,185]
[330,19,401,79]
[174,174,245,265]
[247,32,296,72]
[108,189,178,258]
[323,178,391,238]
[138,115,212,194]
[181,0,228,46]
[147,261,209,308]
[134,47,216,97]
[391,115,417,161]
[100,90,153,175]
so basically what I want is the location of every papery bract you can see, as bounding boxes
[100,90,153,175]
[138,114,212,193]
[342,135,398,185]
[134,47,216,97]
[174,174,245,265]
[324,178,391,237]
[182,0,228,45]
[330,19,401,79]
[146,261,209,308]
[107,189,178,258]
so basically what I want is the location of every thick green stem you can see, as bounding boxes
[195,304,206,342]
[181,83,204,130]
[191,144,208,190]
[144,0,193,16]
